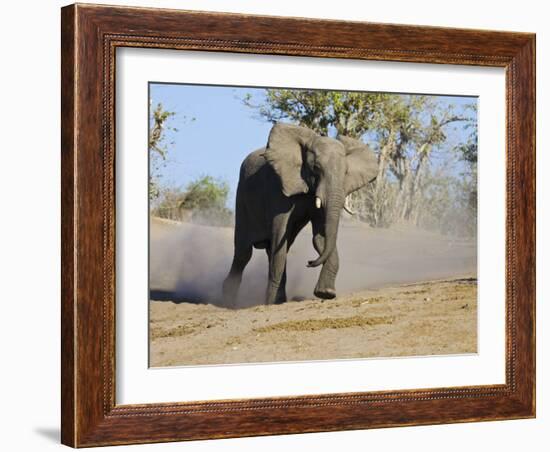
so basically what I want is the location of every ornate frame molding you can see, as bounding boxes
[61,4,535,447]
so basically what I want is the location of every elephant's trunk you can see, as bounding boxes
[307,190,344,268]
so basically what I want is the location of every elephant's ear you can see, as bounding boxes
[338,136,379,195]
[264,123,314,197]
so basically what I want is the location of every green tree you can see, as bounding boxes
[149,102,176,200]
[379,97,469,224]
[244,89,388,137]
[454,103,478,166]
[452,103,478,235]
[179,175,230,211]
[152,176,233,227]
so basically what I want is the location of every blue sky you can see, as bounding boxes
[149,83,476,205]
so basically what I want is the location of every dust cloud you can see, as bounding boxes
[149,217,477,309]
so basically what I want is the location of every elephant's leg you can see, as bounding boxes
[265,247,287,304]
[265,227,289,305]
[311,220,339,300]
[222,244,253,307]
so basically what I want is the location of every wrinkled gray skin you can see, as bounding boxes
[222,123,378,306]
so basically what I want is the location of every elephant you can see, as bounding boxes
[222,122,378,306]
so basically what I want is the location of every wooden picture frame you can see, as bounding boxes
[61,3,535,447]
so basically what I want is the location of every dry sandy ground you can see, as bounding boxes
[150,276,477,367]
[149,217,477,366]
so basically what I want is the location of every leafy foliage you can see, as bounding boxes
[244,90,387,137]
[454,104,478,166]
[149,102,177,200]
[180,175,229,209]
[152,176,233,227]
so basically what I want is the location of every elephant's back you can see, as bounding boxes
[238,147,276,193]
[240,148,269,179]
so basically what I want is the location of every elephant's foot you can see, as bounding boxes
[265,275,288,305]
[222,295,237,309]
[314,285,336,300]
[222,278,239,308]
[265,292,287,305]
[265,288,287,305]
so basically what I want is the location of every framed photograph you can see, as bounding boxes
[61,3,535,447]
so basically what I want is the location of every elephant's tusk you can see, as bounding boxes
[343,196,356,215]
[315,197,322,209]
